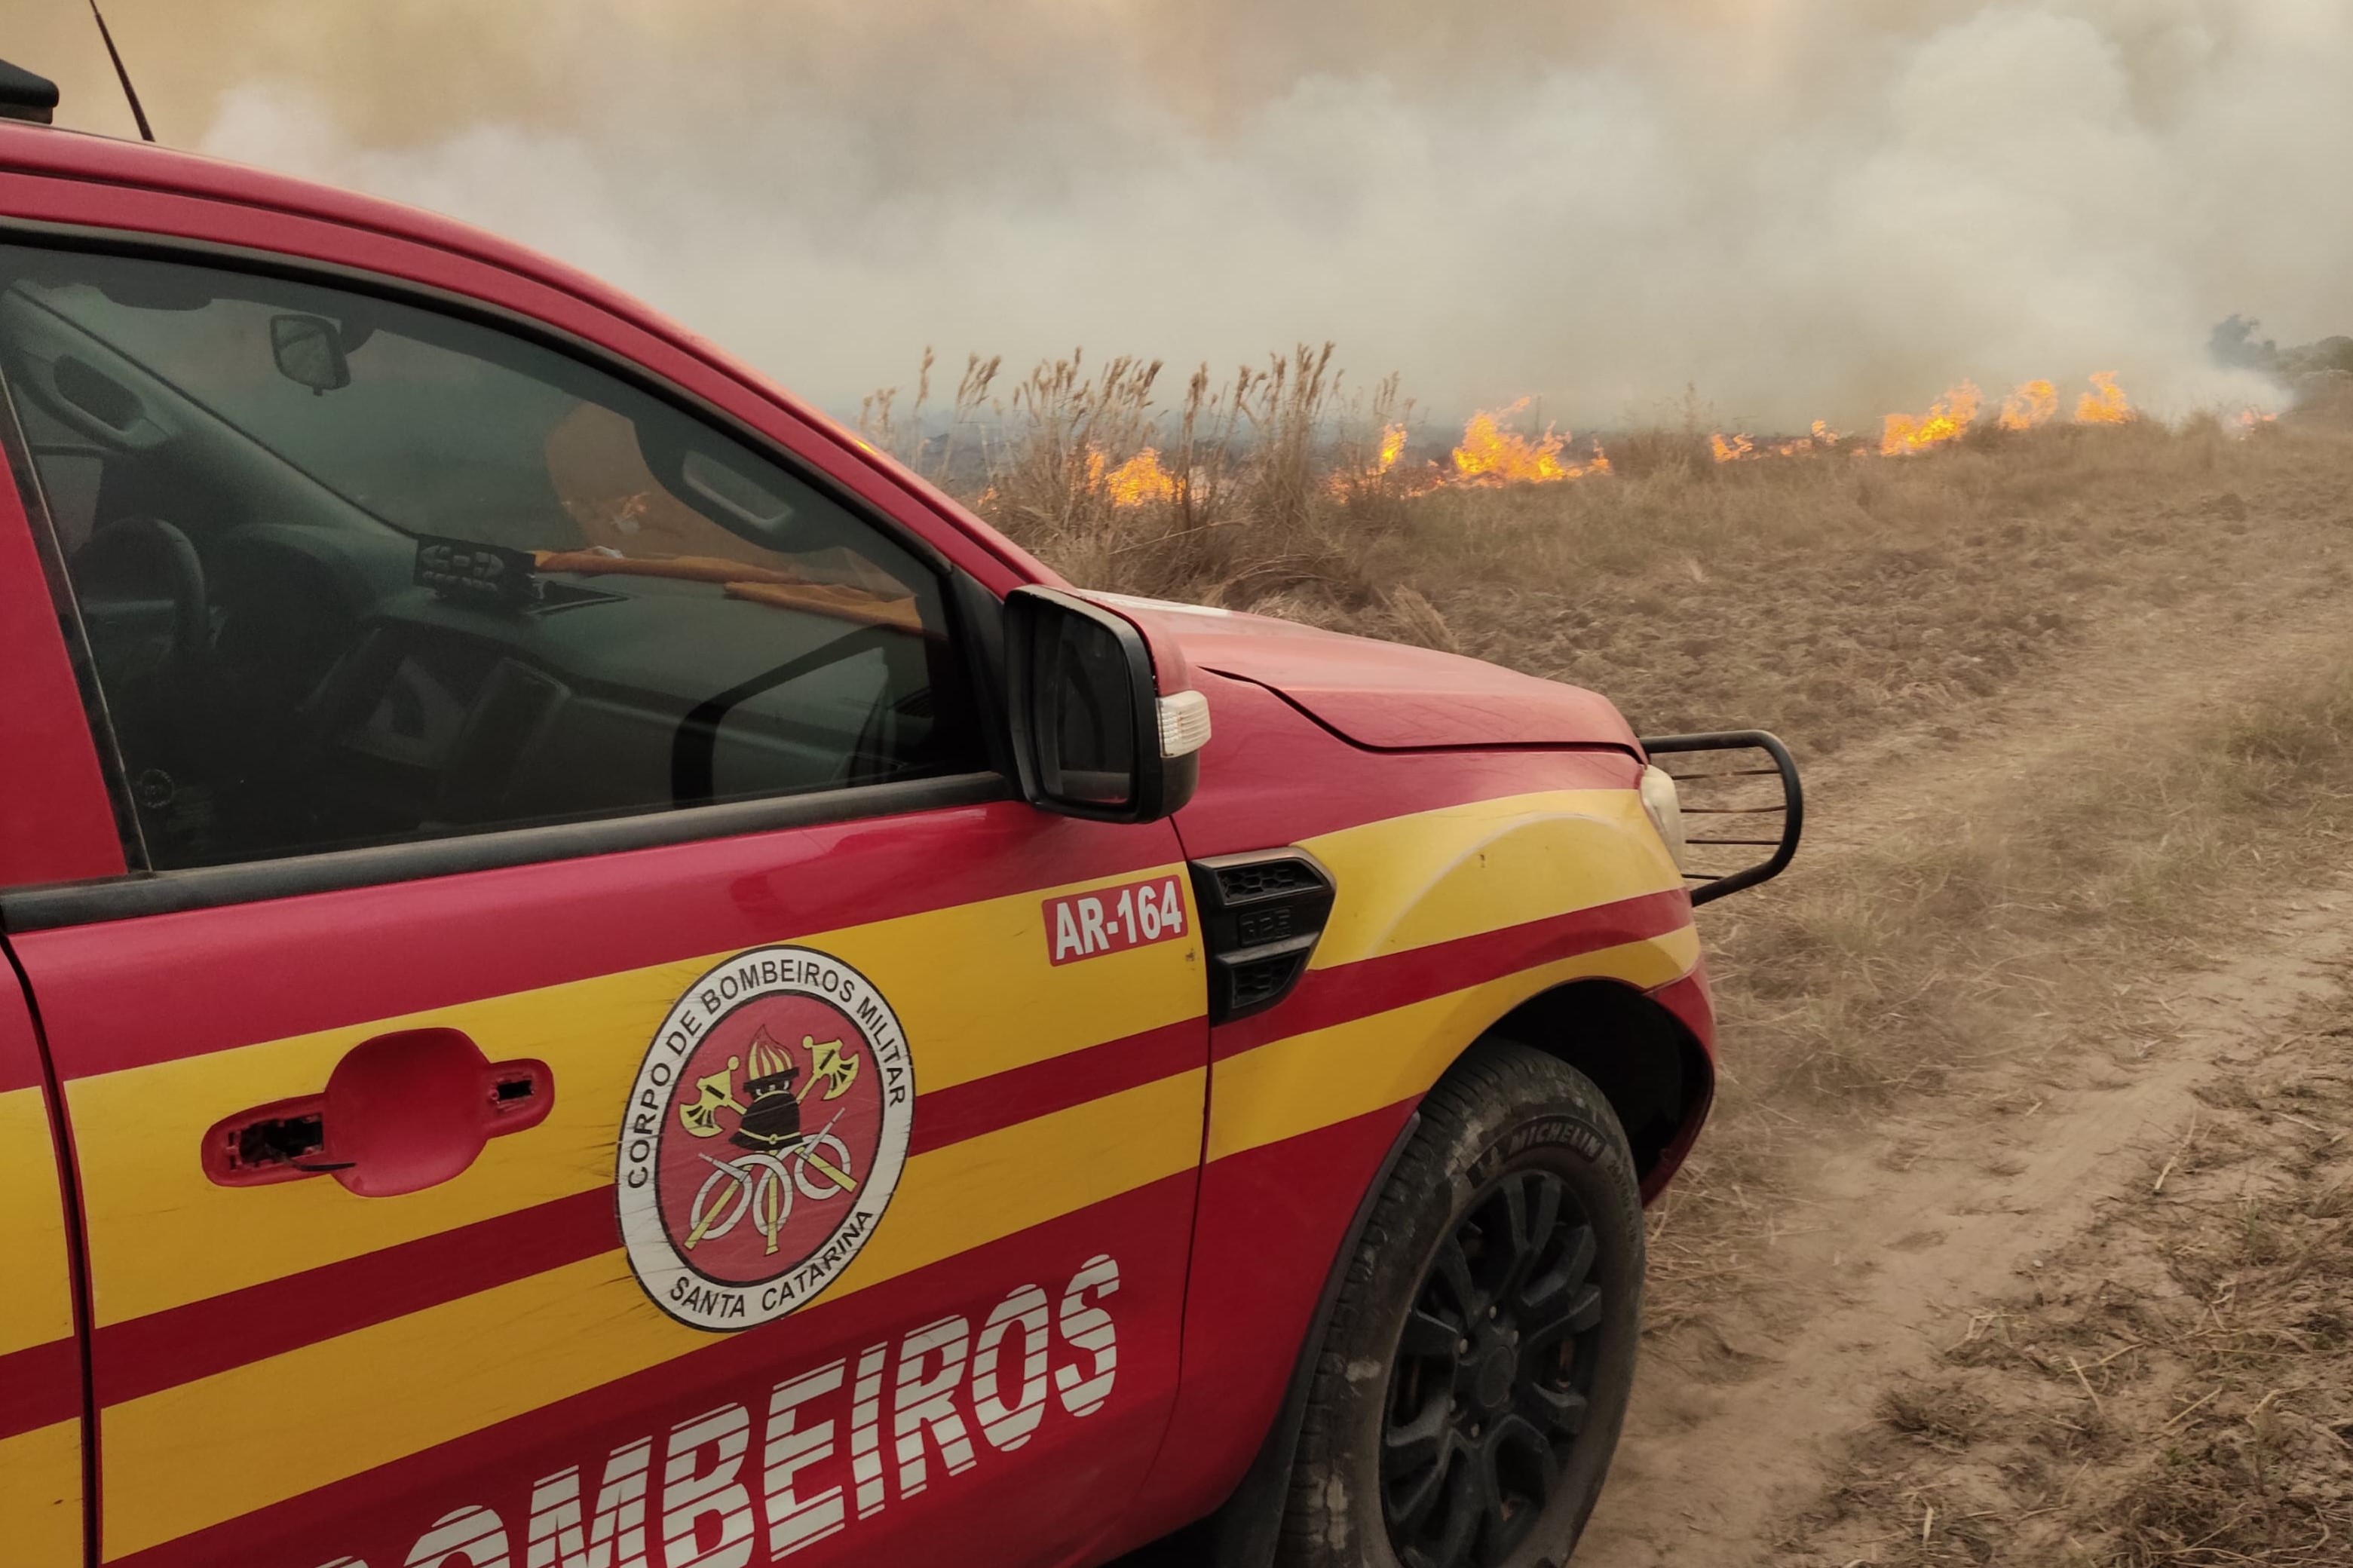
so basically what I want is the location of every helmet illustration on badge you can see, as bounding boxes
[617,946,914,1331]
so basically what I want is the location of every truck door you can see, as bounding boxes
[0,966,83,1568]
[0,233,1206,1568]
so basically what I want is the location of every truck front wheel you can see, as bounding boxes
[1282,1041,1646,1568]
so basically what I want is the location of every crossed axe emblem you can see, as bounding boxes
[678,1035,861,1136]
[676,1033,864,1254]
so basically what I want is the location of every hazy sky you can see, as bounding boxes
[19,1,2345,428]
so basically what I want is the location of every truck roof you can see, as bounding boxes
[0,118,905,509]
[0,118,666,349]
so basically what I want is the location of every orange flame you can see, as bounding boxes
[1880,381,1981,456]
[1328,422,1440,499]
[2238,408,2277,433]
[1452,399,1568,482]
[1999,379,2058,431]
[1769,421,1841,458]
[1078,368,2146,513]
[1613,371,2138,478]
[2074,372,2134,425]
[1090,446,1179,507]
[1450,400,1604,485]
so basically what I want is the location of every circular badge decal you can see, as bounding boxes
[617,946,914,1330]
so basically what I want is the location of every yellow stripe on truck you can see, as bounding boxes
[98,1067,1205,1560]
[66,864,1199,1328]
[1206,926,1701,1164]
[1301,789,1680,969]
[0,1085,75,1358]
[0,1419,81,1568]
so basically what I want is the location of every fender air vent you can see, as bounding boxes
[1190,848,1337,1023]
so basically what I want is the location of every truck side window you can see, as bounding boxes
[0,244,983,873]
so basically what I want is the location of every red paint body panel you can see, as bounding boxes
[0,965,57,1098]
[1638,961,1718,1202]
[1650,960,1717,1070]
[1172,672,1645,859]
[18,798,1166,1083]
[0,450,121,887]
[911,1020,1202,1156]
[1122,1104,1412,1539]
[1115,599,1638,753]
[0,1334,80,1441]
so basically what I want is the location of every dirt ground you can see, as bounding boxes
[1579,522,2353,1566]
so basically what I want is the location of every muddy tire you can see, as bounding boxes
[1279,1040,1645,1568]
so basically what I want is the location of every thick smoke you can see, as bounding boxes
[40,0,2352,426]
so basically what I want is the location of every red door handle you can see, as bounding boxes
[202,1028,553,1197]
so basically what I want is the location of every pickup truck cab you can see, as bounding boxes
[0,61,1796,1568]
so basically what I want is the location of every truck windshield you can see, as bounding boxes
[0,246,856,577]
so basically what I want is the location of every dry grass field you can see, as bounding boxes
[881,354,2353,1566]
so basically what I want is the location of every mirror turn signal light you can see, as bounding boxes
[1157,689,1212,758]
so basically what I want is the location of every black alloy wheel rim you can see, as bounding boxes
[1380,1168,1606,1568]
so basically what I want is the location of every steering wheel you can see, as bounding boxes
[72,515,212,673]
[69,516,218,806]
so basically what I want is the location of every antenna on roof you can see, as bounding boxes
[87,0,155,142]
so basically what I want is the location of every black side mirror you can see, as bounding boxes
[1004,586,1208,823]
[270,312,351,394]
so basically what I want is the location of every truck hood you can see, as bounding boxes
[1079,592,1638,753]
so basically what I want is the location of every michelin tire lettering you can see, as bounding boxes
[617,946,915,1330]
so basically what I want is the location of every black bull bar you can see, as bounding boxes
[1638,730,1803,906]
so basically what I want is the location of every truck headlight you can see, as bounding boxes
[1639,764,1687,871]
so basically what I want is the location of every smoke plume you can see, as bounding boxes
[34,0,2353,427]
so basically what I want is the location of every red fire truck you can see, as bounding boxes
[0,58,1795,1568]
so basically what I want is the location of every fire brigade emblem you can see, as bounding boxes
[616,946,914,1330]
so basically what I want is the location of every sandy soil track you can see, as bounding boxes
[1580,583,2353,1566]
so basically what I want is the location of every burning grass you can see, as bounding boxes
[862,345,2348,763]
